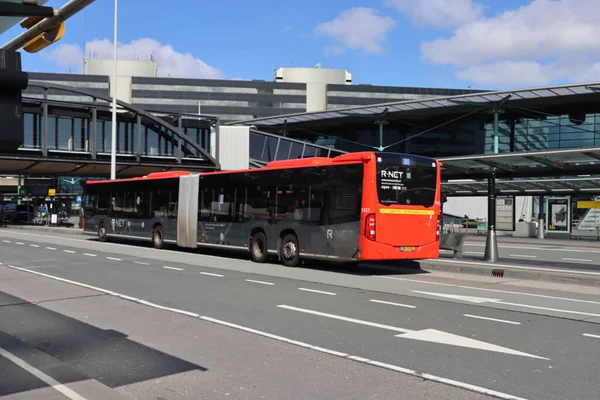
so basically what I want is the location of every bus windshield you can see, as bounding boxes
[376,163,437,207]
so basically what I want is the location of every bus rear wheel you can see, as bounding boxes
[250,231,268,263]
[152,225,165,249]
[280,233,300,267]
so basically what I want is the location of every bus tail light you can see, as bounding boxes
[365,213,376,241]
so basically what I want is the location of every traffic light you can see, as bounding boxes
[20,16,65,53]
[0,49,28,152]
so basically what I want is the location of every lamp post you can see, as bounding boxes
[110,0,118,180]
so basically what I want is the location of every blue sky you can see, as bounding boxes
[2,0,599,90]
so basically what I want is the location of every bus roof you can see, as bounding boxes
[85,151,439,185]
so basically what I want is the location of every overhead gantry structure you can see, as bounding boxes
[1,0,95,53]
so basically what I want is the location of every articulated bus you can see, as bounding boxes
[81,151,442,267]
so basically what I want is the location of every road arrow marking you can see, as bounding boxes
[277,304,548,360]
[412,291,502,304]
[412,291,600,318]
[395,329,548,360]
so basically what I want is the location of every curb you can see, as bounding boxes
[0,225,83,236]
[464,236,600,249]
[417,259,600,287]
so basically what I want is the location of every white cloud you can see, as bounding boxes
[41,38,224,79]
[416,0,600,87]
[386,0,483,29]
[314,7,395,54]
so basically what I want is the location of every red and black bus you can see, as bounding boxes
[81,151,442,267]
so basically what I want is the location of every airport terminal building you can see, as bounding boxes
[2,61,599,239]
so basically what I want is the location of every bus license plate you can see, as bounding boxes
[400,246,416,252]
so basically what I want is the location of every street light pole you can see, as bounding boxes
[110,0,118,180]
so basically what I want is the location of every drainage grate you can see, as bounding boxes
[492,269,505,278]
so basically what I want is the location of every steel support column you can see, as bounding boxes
[537,195,545,239]
[135,114,141,162]
[91,100,97,159]
[42,88,48,157]
[484,173,499,262]
[177,116,183,164]
[378,121,384,151]
[492,111,500,154]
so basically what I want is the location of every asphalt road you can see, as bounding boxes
[1,229,600,400]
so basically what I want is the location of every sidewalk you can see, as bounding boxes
[465,233,600,248]
[0,223,83,236]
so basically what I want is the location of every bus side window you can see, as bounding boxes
[135,191,151,219]
[308,183,326,223]
[123,191,136,219]
[110,192,123,218]
[97,192,110,215]
[152,190,170,218]
[199,187,213,222]
[84,194,97,218]
[246,185,271,221]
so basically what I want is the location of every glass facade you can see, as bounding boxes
[259,110,600,159]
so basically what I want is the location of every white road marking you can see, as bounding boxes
[509,254,536,258]
[29,244,40,248]
[427,258,600,276]
[245,279,274,285]
[15,242,24,245]
[376,276,456,286]
[456,285,600,305]
[0,263,532,400]
[46,247,56,250]
[0,346,88,400]
[500,301,600,318]
[370,299,416,309]
[2,240,11,243]
[106,257,122,261]
[134,261,150,265]
[583,333,600,339]
[163,266,183,271]
[413,291,600,318]
[413,291,501,304]
[83,253,97,257]
[63,250,75,254]
[562,257,593,262]
[463,314,521,325]
[298,288,337,296]
[199,271,224,277]
[278,304,546,359]
[277,304,410,333]
[395,329,546,359]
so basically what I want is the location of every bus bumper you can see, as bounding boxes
[358,240,440,261]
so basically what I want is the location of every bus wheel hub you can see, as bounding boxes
[283,242,296,259]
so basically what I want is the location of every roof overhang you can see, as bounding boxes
[231,81,600,128]
[443,176,600,197]
[439,147,600,180]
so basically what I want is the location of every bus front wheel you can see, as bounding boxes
[250,231,268,263]
[152,225,165,249]
[98,223,107,242]
[280,233,300,267]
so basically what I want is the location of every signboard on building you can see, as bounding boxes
[48,188,56,197]
[495,195,515,231]
[575,198,600,231]
[546,197,570,233]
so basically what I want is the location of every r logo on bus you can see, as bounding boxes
[326,229,333,239]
